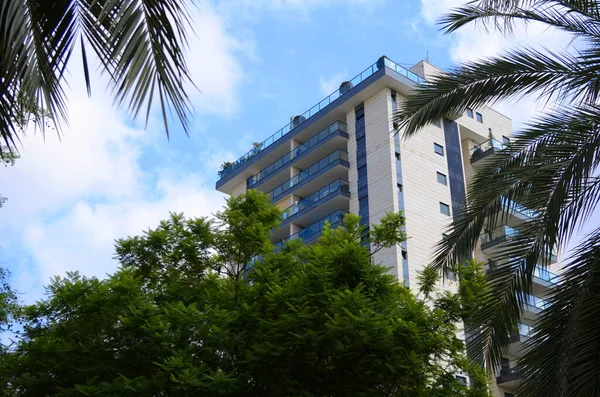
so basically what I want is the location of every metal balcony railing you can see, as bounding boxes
[281,180,350,221]
[470,138,506,160]
[267,150,349,201]
[247,121,347,188]
[275,210,348,250]
[218,56,424,180]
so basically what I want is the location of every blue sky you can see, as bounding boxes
[0,0,575,302]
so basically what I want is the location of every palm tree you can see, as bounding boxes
[394,1,600,396]
[0,0,195,153]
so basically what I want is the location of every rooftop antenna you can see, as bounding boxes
[425,50,430,62]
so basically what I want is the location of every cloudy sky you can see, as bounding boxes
[0,0,575,302]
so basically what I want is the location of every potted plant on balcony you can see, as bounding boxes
[251,141,263,156]
[218,161,233,176]
[376,55,387,70]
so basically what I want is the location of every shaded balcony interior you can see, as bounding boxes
[275,210,348,251]
[271,180,350,242]
[496,358,518,389]
[479,224,558,263]
[248,122,349,193]
[469,137,507,167]
[267,150,349,203]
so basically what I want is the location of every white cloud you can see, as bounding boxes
[318,72,346,96]
[185,6,249,115]
[419,0,572,128]
[0,2,246,302]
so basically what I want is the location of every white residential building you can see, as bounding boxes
[215,56,558,397]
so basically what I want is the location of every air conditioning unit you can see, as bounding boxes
[290,115,306,129]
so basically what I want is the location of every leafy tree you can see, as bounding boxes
[393,1,600,395]
[0,190,489,396]
[0,0,196,152]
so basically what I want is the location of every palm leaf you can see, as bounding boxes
[0,0,195,153]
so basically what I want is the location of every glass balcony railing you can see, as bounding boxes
[480,225,519,246]
[500,198,538,219]
[470,138,506,160]
[518,323,534,338]
[218,56,424,180]
[523,293,548,310]
[247,121,347,188]
[534,266,558,283]
[281,179,350,222]
[481,226,558,262]
[498,367,518,379]
[267,150,349,201]
[275,210,348,250]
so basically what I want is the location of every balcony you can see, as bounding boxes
[480,225,518,252]
[275,210,348,250]
[507,323,534,357]
[271,180,350,242]
[480,226,558,264]
[247,121,348,191]
[496,367,519,389]
[470,138,506,167]
[533,266,558,295]
[496,198,539,226]
[267,150,349,203]
[216,56,425,187]
[522,293,548,319]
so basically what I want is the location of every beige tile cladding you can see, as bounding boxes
[362,88,402,279]
[394,93,456,291]
[346,109,359,216]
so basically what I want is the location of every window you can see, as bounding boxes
[476,112,483,123]
[456,376,467,386]
[436,172,447,185]
[433,119,442,128]
[440,202,450,216]
[397,183,403,193]
[442,233,449,240]
[503,135,510,145]
[447,270,456,281]
[434,143,444,156]
[466,108,474,118]
[402,250,408,260]
[395,152,400,161]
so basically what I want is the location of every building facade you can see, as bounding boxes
[215,56,558,397]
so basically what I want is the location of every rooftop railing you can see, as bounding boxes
[218,56,424,180]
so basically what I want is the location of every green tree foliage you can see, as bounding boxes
[0,191,489,396]
[393,1,600,395]
[0,0,196,152]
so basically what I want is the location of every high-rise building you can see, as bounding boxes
[215,56,558,397]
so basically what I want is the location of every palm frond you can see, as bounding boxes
[80,0,195,136]
[436,105,600,370]
[519,227,600,397]
[0,0,195,152]
[394,47,597,136]
[442,1,600,39]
